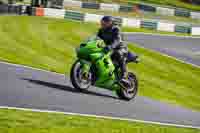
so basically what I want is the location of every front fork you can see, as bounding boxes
[79,59,91,80]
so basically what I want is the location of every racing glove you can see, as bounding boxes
[104,45,112,53]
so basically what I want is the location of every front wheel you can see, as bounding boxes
[70,60,92,91]
[116,72,138,101]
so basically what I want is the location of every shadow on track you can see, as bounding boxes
[21,78,119,100]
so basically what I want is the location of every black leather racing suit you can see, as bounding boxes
[97,25,128,78]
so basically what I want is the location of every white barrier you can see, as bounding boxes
[63,0,82,8]
[100,3,119,12]
[156,7,175,16]
[157,22,175,32]
[40,8,200,36]
[191,12,200,19]
[84,13,103,23]
[122,18,141,28]
[44,8,65,19]
[192,27,200,35]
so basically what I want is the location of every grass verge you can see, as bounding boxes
[0,108,200,133]
[0,16,200,112]
[65,6,200,25]
[82,0,200,11]
[65,7,200,37]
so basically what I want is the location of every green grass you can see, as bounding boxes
[66,6,200,25]
[82,0,200,11]
[1,108,200,133]
[0,16,200,112]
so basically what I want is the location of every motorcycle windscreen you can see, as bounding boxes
[77,40,103,60]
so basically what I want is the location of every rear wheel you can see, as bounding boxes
[116,72,138,101]
[70,60,92,91]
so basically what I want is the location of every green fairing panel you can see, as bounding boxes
[76,36,120,91]
[94,53,116,89]
[89,53,103,62]
[77,39,104,60]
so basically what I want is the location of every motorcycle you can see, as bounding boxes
[70,36,139,100]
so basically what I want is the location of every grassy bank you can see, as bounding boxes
[82,0,200,11]
[0,108,200,133]
[0,16,200,112]
[65,6,200,25]
[65,7,200,37]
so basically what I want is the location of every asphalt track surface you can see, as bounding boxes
[0,34,200,128]
[124,33,200,67]
[0,61,200,127]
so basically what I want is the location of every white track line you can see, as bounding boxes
[123,37,200,68]
[129,43,200,69]
[0,61,64,76]
[123,32,200,39]
[0,106,200,129]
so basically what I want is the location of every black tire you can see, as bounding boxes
[70,60,92,91]
[116,72,138,101]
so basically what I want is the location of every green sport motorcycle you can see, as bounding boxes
[70,36,139,100]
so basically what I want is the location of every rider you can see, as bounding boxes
[97,16,128,82]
